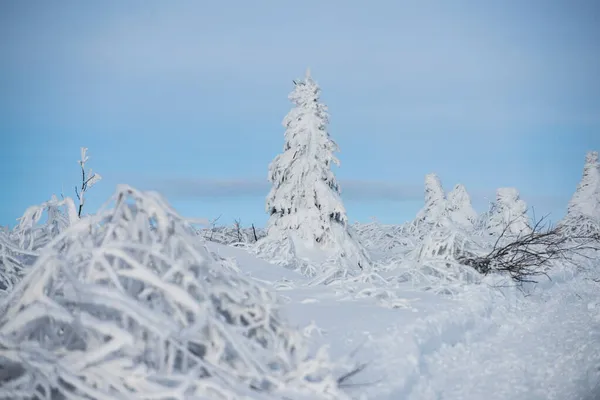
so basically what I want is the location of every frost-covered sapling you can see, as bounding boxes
[75,146,102,218]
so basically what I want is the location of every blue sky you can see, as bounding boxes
[1,0,599,228]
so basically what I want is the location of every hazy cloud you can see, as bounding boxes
[141,176,569,218]
[142,177,424,202]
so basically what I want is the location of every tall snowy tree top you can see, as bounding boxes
[486,187,531,236]
[416,173,447,225]
[265,69,348,245]
[566,150,600,220]
[446,184,477,229]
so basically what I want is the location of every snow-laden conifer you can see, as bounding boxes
[415,174,446,225]
[0,185,347,400]
[446,184,478,230]
[485,187,531,236]
[259,69,370,277]
[561,151,600,235]
[407,173,450,239]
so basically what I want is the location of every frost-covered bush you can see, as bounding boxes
[0,196,78,293]
[484,188,531,237]
[352,221,413,252]
[403,224,485,286]
[0,228,23,293]
[0,185,347,400]
[257,69,370,276]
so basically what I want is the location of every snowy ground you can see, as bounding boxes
[210,243,600,400]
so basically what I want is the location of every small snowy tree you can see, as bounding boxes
[260,69,369,275]
[446,184,478,230]
[561,151,600,235]
[412,173,448,233]
[485,187,531,236]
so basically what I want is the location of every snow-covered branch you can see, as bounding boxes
[75,147,102,218]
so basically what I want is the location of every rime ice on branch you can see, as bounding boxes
[75,147,102,218]
[263,69,369,274]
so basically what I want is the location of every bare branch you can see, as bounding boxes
[460,214,600,283]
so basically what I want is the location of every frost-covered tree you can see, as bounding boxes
[446,184,478,230]
[561,151,600,234]
[485,187,531,236]
[266,69,344,243]
[261,69,369,274]
[414,173,448,229]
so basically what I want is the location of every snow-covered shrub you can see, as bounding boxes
[0,185,348,400]
[12,195,78,253]
[0,228,24,293]
[352,221,413,252]
[0,196,78,293]
[484,187,531,237]
[560,151,600,236]
[403,224,485,287]
[257,69,370,276]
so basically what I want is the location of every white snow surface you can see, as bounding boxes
[210,243,600,400]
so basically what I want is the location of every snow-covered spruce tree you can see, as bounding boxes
[0,185,349,400]
[485,187,531,237]
[446,184,478,230]
[560,151,600,235]
[258,69,370,277]
[410,173,449,235]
